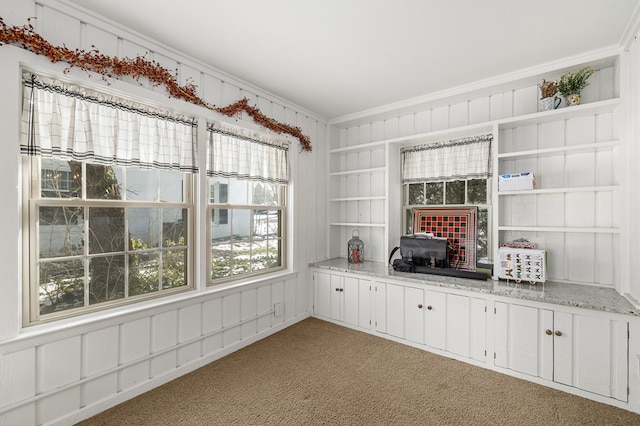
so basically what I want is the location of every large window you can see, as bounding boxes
[21,72,197,324]
[29,158,193,321]
[207,123,289,284]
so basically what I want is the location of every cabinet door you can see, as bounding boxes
[343,276,359,326]
[469,297,487,362]
[424,290,446,350]
[358,279,372,330]
[386,283,405,338]
[494,302,553,379]
[329,274,343,321]
[373,282,386,333]
[342,276,372,329]
[313,271,332,319]
[445,293,470,357]
[405,287,425,344]
[554,312,628,401]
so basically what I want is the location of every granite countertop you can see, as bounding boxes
[310,258,640,317]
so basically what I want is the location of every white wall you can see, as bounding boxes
[0,0,328,424]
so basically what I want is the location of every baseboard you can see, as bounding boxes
[58,313,311,426]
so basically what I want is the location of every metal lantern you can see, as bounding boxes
[347,229,364,264]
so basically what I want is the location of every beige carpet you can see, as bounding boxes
[78,317,640,425]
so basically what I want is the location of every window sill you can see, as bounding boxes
[204,269,299,297]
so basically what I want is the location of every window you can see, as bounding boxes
[207,123,288,284]
[209,178,285,281]
[403,179,490,259]
[401,134,492,261]
[21,72,197,324]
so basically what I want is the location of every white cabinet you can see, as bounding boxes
[494,301,628,401]
[384,282,486,362]
[313,270,371,329]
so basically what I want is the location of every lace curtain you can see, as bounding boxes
[401,134,492,183]
[21,72,198,172]
[207,122,289,184]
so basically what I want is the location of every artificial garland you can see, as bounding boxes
[0,17,313,151]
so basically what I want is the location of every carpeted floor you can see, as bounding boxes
[78,317,640,425]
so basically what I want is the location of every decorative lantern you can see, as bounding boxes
[347,230,364,264]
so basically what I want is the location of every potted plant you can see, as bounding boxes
[557,66,595,106]
[538,79,560,111]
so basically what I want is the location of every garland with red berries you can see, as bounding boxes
[0,17,312,151]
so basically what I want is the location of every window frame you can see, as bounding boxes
[207,177,287,286]
[22,156,196,326]
[402,178,492,261]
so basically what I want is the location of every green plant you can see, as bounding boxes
[557,67,595,98]
[539,79,558,99]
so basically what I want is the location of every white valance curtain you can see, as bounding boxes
[401,134,492,184]
[207,122,289,184]
[21,72,198,172]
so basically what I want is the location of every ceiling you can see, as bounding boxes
[64,0,640,120]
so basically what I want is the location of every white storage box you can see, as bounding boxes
[498,172,535,191]
[498,247,547,284]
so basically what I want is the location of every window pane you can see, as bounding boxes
[162,208,187,247]
[39,259,84,314]
[86,164,123,200]
[39,206,84,258]
[228,178,250,204]
[477,208,488,259]
[41,158,80,198]
[267,240,282,268]
[162,249,187,289]
[89,255,125,304]
[251,241,269,272]
[233,209,251,241]
[467,179,487,204]
[425,182,444,204]
[89,207,125,254]
[408,183,424,205]
[252,182,280,205]
[445,180,465,204]
[405,208,413,234]
[129,208,160,249]
[232,243,251,275]
[211,243,232,279]
[211,209,231,240]
[129,252,159,295]
[159,170,185,203]
[126,168,157,201]
[254,210,280,238]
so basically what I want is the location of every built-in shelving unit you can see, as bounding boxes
[493,93,621,287]
[328,53,623,288]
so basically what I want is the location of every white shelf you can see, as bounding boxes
[329,196,386,202]
[497,98,620,130]
[330,140,387,154]
[498,140,619,159]
[330,222,386,227]
[498,185,619,196]
[329,167,386,176]
[498,226,620,234]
